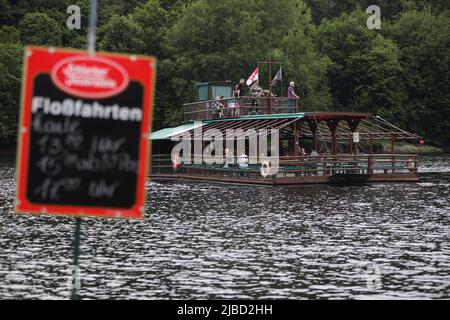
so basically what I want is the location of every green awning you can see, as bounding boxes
[150,122,203,140]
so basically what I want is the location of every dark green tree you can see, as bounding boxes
[0,32,22,144]
[131,0,168,57]
[307,0,358,23]
[277,1,332,110]
[306,0,449,24]
[386,10,450,145]
[19,12,63,46]
[316,10,407,124]
[0,0,449,146]
[98,14,145,53]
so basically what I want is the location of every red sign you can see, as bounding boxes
[16,46,156,219]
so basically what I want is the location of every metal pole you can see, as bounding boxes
[70,218,81,300]
[268,56,272,114]
[87,0,98,53]
[280,66,283,105]
[70,0,98,301]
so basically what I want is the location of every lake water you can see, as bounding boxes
[0,154,449,299]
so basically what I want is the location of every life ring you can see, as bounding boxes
[260,160,270,177]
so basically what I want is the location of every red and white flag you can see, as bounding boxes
[246,67,258,86]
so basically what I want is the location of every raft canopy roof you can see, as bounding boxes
[150,113,305,140]
[149,122,203,140]
[308,113,421,141]
[149,112,421,141]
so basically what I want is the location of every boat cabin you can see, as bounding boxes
[196,81,233,101]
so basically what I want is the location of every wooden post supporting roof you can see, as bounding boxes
[391,134,396,173]
[326,119,339,155]
[346,118,361,132]
[369,133,373,174]
[391,134,396,155]
[369,133,374,154]
[307,120,318,151]
[349,133,353,154]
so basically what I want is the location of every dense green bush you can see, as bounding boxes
[0,0,449,146]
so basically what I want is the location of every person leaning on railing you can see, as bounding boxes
[304,149,319,176]
[223,148,234,168]
[226,96,240,118]
[287,81,300,113]
[232,78,246,117]
[234,77,247,97]
[238,153,249,169]
[172,152,182,172]
[211,96,225,118]
[250,80,263,114]
[406,156,416,173]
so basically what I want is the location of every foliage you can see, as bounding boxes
[0,41,22,144]
[19,12,63,46]
[385,10,450,145]
[0,0,449,146]
[315,10,408,125]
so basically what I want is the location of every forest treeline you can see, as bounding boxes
[0,0,449,146]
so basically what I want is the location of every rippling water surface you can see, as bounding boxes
[0,155,449,299]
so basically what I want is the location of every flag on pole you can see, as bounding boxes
[246,67,258,86]
[271,67,282,87]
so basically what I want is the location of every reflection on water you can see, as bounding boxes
[0,155,449,299]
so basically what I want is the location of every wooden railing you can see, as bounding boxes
[183,96,300,122]
[151,154,419,179]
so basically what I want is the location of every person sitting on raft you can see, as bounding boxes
[238,153,249,169]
